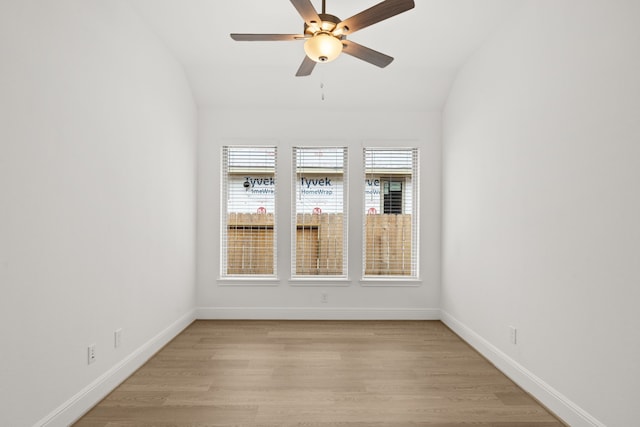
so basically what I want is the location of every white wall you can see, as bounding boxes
[0,1,197,425]
[198,109,441,319]
[442,1,640,426]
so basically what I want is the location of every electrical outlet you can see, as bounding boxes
[88,344,96,364]
[321,292,328,304]
[509,326,517,345]
[114,329,122,349]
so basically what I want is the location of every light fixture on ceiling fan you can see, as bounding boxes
[230,0,415,76]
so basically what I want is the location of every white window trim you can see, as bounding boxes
[291,146,349,280]
[361,146,420,280]
[217,277,281,286]
[220,145,278,279]
[288,277,352,287]
[359,278,421,287]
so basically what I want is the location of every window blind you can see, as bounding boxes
[292,147,348,277]
[363,148,419,278]
[221,146,277,277]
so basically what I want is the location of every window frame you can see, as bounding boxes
[220,145,278,280]
[291,146,349,280]
[361,147,420,281]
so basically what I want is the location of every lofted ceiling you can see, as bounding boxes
[128,0,522,111]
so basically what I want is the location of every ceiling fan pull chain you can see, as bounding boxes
[320,82,325,101]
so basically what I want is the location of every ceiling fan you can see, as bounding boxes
[230,0,415,76]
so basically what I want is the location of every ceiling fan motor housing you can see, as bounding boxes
[304,14,344,36]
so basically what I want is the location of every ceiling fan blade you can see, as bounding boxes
[341,40,394,68]
[290,0,322,26]
[230,34,304,41]
[336,0,415,35]
[296,55,316,77]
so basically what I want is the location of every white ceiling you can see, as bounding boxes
[129,0,521,111]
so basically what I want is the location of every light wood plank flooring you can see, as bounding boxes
[75,320,564,427]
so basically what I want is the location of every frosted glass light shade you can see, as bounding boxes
[304,33,343,63]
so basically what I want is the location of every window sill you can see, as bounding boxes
[289,277,351,287]
[217,277,280,286]
[359,278,421,287]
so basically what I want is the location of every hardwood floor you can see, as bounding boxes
[75,320,564,427]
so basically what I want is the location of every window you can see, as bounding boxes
[221,146,276,277]
[363,148,419,278]
[292,147,348,277]
[383,179,404,214]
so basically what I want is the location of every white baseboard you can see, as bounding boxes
[36,308,601,427]
[197,306,440,320]
[440,311,605,427]
[36,309,197,427]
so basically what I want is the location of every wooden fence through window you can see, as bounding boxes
[226,213,274,275]
[364,214,412,276]
[226,213,412,276]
